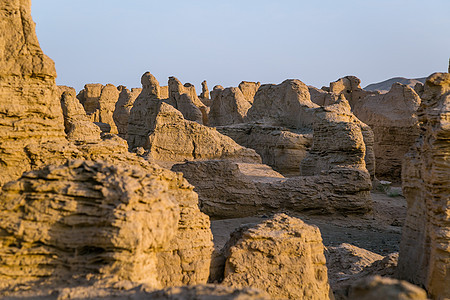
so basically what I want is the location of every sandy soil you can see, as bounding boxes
[211,191,406,256]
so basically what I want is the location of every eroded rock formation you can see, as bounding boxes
[222,214,332,299]
[168,76,207,124]
[59,87,102,142]
[0,160,180,291]
[218,124,313,176]
[238,81,260,103]
[246,79,317,129]
[173,158,372,219]
[352,83,421,180]
[77,83,120,134]
[0,0,66,186]
[397,72,450,299]
[128,73,261,163]
[113,86,142,138]
[209,87,252,126]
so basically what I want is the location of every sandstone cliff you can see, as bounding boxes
[128,73,261,163]
[0,0,66,186]
[352,83,421,180]
[397,72,450,299]
[209,86,252,126]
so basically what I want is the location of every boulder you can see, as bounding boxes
[222,214,332,300]
[397,72,450,299]
[172,159,371,219]
[209,87,252,126]
[77,83,103,114]
[352,83,421,180]
[348,276,427,300]
[168,76,207,124]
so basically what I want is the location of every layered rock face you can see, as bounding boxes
[0,158,214,294]
[397,73,450,299]
[59,87,102,142]
[0,0,66,186]
[146,103,261,163]
[222,214,332,300]
[218,124,313,176]
[147,284,270,300]
[168,76,207,124]
[128,73,261,163]
[209,87,252,126]
[329,76,373,107]
[352,83,421,180]
[113,86,142,138]
[0,160,180,291]
[77,83,103,114]
[300,99,369,176]
[246,79,317,129]
[77,83,120,134]
[173,159,372,219]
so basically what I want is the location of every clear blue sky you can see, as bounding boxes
[31,0,450,92]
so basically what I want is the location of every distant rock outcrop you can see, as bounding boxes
[113,86,142,138]
[364,77,426,93]
[397,72,450,300]
[0,160,180,290]
[352,83,421,180]
[128,73,261,163]
[59,87,102,142]
[168,76,207,124]
[238,81,260,103]
[218,124,313,176]
[246,79,317,129]
[77,83,120,134]
[222,214,332,299]
[209,87,252,126]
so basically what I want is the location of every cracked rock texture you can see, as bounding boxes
[0,160,180,291]
[0,159,214,294]
[222,214,332,300]
[397,72,450,300]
